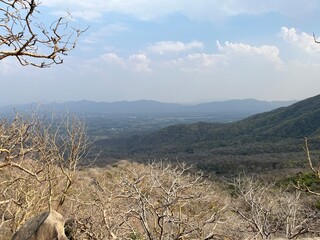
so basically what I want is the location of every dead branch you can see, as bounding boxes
[0,0,87,67]
[313,32,320,44]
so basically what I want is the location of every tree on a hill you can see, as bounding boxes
[0,0,85,67]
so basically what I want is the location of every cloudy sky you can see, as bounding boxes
[1,0,320,105]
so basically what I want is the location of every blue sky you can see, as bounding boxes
[1,0,320,105]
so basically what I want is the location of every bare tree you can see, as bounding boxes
[231,175,320,239]
[294,137,320,196]
[66,161,229,240]
[0,0,85,67]
[0,113,89,238]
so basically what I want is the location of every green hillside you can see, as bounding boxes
[97,94,320,158]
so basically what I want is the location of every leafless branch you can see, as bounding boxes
[313,32,320,44]
[71,161,229,239]
[0,0,87,67]
[230,175,316,239]
[0,112,89,235]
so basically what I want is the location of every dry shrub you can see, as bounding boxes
[63,161,230,239]
[230,175,320,239]
[0,113,88,239]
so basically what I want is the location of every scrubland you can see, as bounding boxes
[0,114,320,239]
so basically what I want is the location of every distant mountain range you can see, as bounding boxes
[95,94,320,157]
[0,99,296,115]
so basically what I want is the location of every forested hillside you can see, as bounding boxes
[93,95,320,175]
[97,95,320,153]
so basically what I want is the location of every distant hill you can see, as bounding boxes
[96,95,320,157]
[0,99,295,115]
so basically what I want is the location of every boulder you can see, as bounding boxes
[12,210,68,240]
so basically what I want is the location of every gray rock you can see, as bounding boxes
[12,210,68,240]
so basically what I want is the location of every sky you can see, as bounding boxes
[1,0,320,105]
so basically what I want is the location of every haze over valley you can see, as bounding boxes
[1,96,315,177]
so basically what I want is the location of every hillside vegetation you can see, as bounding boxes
[1,110,320,239]
[93,95,320,175]
[2,159,320,239]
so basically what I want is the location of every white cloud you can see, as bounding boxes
[4,36,320,105]
[147,41,203,54]
[171,53,227,72]
[42,0,319,22]
[70,11,103,21]
[279,27,320,54]
[83,23,128,44]
[101,53,125,66]
[145,40,283,72]
[101,52,151,72]
[217,41,282,65]
[221,0,318,16]
[42,0,181,21]
[128,54,151,72]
